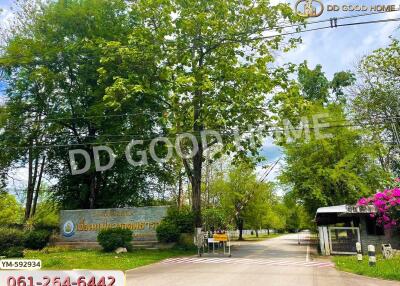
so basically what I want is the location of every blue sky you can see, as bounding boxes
[1,0,399,185]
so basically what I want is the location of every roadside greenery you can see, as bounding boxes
[0,192,23,225]
[97,228,133,252]
[25,248,196,270]
[275,62,390,216]
[0,1,399,273]
[334,255,400,281]
[156,207,194,243]
[0,227,51,257]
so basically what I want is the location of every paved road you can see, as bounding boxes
[126,232,399,286]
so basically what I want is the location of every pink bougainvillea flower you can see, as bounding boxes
[375,193,385,200]
[394,177,400,183]
[373,200,385,207]
[393,188,400,197]
[357,184,400,229]
[357,198,368,206]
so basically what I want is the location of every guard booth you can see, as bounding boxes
[316,205,400,255]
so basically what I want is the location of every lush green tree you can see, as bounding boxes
[298,62,330,102]
[279,104,389,215]
[351,39,400,175]
[0,192,23,225]
[207,163,277,239]
[272,62,385,216]
[101,0,302,226]
[0,0,172,210]
[202,207,229,232]
[242,182,275,236]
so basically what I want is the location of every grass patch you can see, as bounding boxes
[25,247,195,271]
[241,233,282,241]
[334,255,400,281]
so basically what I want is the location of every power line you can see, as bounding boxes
[0,12,398,64]
[253,17,400,41]
[1,118,400,150]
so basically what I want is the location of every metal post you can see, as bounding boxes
[368,245,376,266]
[356,242,362,262]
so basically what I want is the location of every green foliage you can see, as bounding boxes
[5,247,24,258]
[156,221,180,243]
[0,228,25,256]
[0,192,23,225]
[99,0,303,225]
[0,0,172,210]
[177,233,195,250]
[278,98,388,216]
[208,164,285,234]
[298,62,330,102]
[156,206,194,243]
[30,200,60,231]
[280,104,388,215]
[202,208,228,231]
[352,39,400,175]
[24,230,51,250]
[97,228,133,252]
[164,207,195,234]
[334,255,400,281]
[24,248,195,270]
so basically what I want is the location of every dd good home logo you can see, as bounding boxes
[295,0,324,17]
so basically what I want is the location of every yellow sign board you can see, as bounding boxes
[213,234,228,242]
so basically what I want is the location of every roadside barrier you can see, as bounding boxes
[356,242,362,262]
[368,245,376,266]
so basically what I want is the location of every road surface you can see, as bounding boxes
[126,232,399,286]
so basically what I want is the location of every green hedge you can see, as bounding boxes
[24,230,51,250]
[156,221,180,243]
[0,228,25,256]
[156,207,195,243]
[5,247,24,258]
[97,228,133,252]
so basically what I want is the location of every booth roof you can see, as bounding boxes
[316,205,348,214]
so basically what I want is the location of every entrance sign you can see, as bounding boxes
[59,206,168,242]
[213,234,228,242]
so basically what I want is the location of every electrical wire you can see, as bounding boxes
[0,11,398,63]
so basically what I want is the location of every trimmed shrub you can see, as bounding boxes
[5,247,24,258]
[0,228,25,256]
[34,222,59,233]
[165,207,195,233]
[97,228,133,252]
[156,207,195,243]
[24,230,51,250]
[156,221,180,243]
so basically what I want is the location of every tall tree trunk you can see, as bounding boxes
[25,146,35,221]
[238,217,244,241]
[88,126,98,209]
[32,156,46,217]
[89,172,96,209]
[178,173,183,209]
[191,144,203,227]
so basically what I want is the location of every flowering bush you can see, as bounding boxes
[357,178,400,229]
